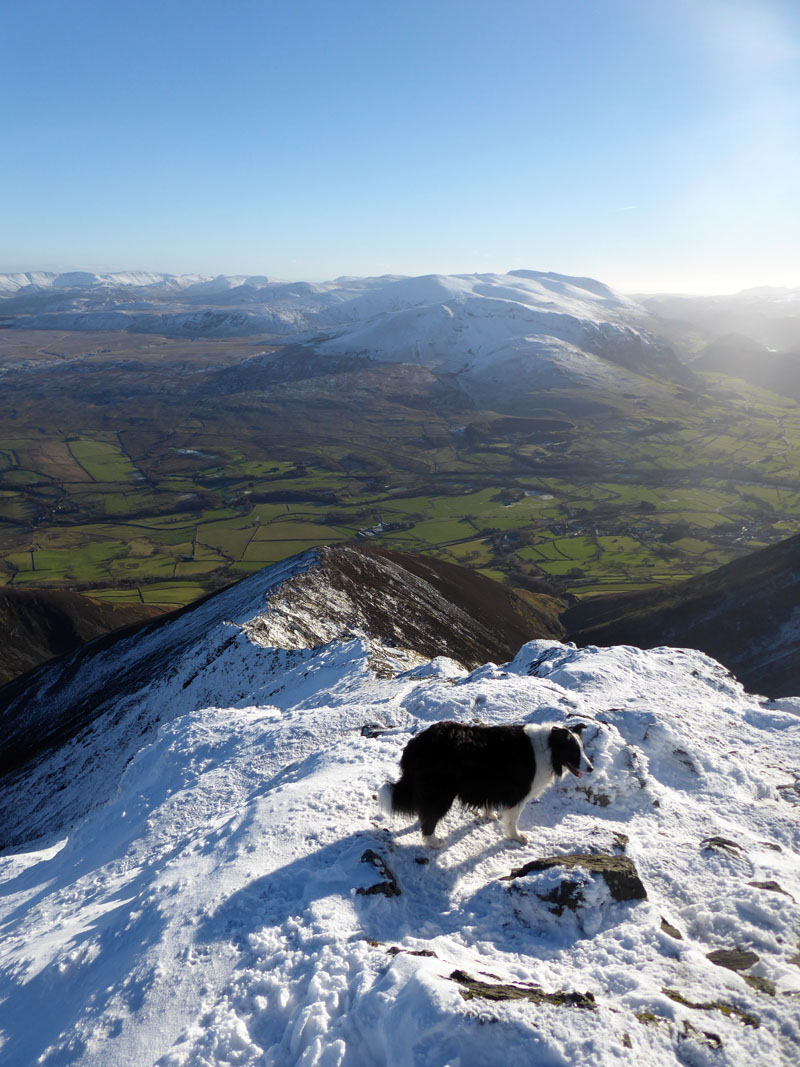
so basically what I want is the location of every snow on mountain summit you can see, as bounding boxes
[0,550,798,1066]
[314,271,677,401]
[321,270,641,326]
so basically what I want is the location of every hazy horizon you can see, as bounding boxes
[0,261,796,299]
[4,0,798,294]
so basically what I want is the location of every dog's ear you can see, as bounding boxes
[567,721,588,734]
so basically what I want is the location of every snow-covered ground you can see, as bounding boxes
[1,621,799,1065]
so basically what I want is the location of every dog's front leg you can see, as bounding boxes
[422,833,445,848]
[501,803,528,844]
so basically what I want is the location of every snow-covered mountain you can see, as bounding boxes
[0,270,205,294]
[313,271,682,401]
[1,548,798,1066]
[0,268,685,403]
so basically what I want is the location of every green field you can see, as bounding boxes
[68,435,142,483]
[2,344,800,606]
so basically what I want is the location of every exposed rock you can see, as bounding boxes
[680,1020,723,1050]
[576,786,612,807]
[356,848,400,898]
[387,946,437,958]
[361,722,386,738]
[699,836,743,854]
[744,975,776,996]
[706,948,760,972]
[535,878,586,915]
[636,1010,669,1028]
[242,544,563,666]
[503,853,647,903]
[748,879,794,901]
[612,832,629,853]
[449,970,595,1009]
[660,917,683,940]
[663,988,759,1028]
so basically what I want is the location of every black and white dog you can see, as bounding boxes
[379,721,592,847]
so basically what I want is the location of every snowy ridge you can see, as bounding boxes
[0,271,204,294]
[1,626,799,1064]
[0,551,321,846]
[0,545,547,848]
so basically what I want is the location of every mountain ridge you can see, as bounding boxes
[0,544,561,847]
[564,531,800,698]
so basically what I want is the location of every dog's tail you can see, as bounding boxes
[378,781,395,816]
[378,776,416,817]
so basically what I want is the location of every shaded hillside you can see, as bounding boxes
[563,532,800,697]
[640,287,800,352]
[693,333,800,400]
[0,587,165,687]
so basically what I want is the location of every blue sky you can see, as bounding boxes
[2,0,798,292]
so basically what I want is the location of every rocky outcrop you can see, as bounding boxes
[502,852,648,909]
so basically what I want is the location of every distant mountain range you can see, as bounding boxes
[0,269,690,409]
[4,268,797,396]
[639,287,800,353]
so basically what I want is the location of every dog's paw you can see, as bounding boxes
[423,834,445,849]
[508,832,528,845]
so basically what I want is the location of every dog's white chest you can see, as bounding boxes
[524,726,558,801]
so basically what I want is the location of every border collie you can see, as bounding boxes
[378,721,592,848]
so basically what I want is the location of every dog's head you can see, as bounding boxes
[549,722,594,779]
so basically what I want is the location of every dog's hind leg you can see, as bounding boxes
[418,783,455,848]
[501,803,528,844]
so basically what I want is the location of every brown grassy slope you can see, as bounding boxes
[563,532,800,698]
[0,588,166,686]
[312,545,564,666]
